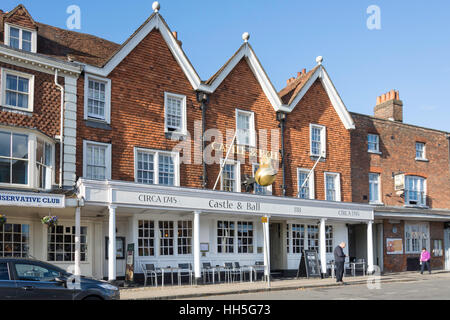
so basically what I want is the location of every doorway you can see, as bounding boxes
[269,222,284,272]
[445,229,450,270]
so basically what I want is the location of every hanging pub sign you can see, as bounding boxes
[125,243,135,284]
[297,250,322,279]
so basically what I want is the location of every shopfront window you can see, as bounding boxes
[326,226,333,253]
[292,224,305,254]
[47,225,87,262]
[138,220,155,257]
[307,225,319,252]
[217,221,235,253]
[405,223,429,254]
[237,222,253,253]
[159,221,174,256]
[177,221,192,255]
[0,223,29,258]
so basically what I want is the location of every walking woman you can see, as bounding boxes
[420,247,431,275]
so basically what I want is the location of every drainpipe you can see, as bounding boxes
[276,112,287,196]
[54,69,64,189]
[197,91,209,188]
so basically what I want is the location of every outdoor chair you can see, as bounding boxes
[254,261,265,281]
[232,262,243,282]
[178,263,194,285]
[141,263,160,287]
[223,262,233,283]
[202,262,216,284]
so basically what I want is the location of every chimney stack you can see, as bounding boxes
[374,90,403,122]
[172,31,182,47]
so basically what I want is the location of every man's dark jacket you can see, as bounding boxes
[334,245,346,262]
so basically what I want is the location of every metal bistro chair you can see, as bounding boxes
[223,262,234,283]
[232,262,243,282]
[141,263,160,287]
[354,258,366,276]
[254,261,265,281]
[202,262,215,284]
[178,263,194,286]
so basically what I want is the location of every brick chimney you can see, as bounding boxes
[374,89,403,122]
[172,31,182,47]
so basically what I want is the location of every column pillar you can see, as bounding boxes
[108,205,117,282]
[193,211,201,283]
[367,220,374,274]
[262,216,270,280]
[74,207,81,276]
[319,218,327,275]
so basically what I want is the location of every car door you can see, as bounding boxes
[0,262,17,299]
[13,262,75,300]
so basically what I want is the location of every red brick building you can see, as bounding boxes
[351,91,450,272]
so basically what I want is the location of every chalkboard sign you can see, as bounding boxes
[125,243,135,283]
[296,250,322,278]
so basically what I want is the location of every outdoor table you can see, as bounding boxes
[160,267,180,287]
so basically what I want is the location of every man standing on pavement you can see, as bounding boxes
[334,242,347,284]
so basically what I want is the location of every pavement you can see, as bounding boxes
[119,270,450,300]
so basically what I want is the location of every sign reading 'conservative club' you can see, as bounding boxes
[0,192,65,208]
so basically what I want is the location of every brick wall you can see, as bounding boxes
[284,79,353,201]
[351,113,450,209]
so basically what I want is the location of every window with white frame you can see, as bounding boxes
[325,173,341,201]
[84,141,111,180]
[236,109,255,146]
[405,176,426,206]
[310,124,326,157]
[1,69,34,112]
[0,131,28,185]
[405,223,429,254]
[368,134,380,153]
[138,220,155,257]
[415,142,426,160]
[177,221,192,255]
[47,225,87,262]
[307,225,319,252]
[298,168,314,199]
[292,224,305,254]
[164,93,186,135]
[5,24,36,52]
[253,164,272,195]
[36,139,53,190]
[325,226,333,253]
[0,223,30,258]
[286,224,290,254]
[221,160,240,192]
[217,221,235,253]
[159,221,174,256]
[135,149,178,186]
[237,222,254,254]
[84,75,111,123]
[369,173,381,203]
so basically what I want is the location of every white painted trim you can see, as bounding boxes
[82,140,112,180]
[309,123,326,158]
[324,172,341,202]
[1,67,35,112]
[297,168,315,200]
[219,159,241,193]
[133,147,180,187]
[287,66,355,130]
[235,108,256,147]
[4,23,37,53]
[84,74,111,124]
[164,92,187,136]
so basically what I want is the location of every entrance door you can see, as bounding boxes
[445,229,450,270]
[104,236,126,278]
[269,223,283,271]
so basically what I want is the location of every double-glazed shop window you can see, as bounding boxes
[137,220,192,257]
[47,225,88,262]
[286,224,333,254]
[217,220,254,254]
[135,149,178,186]
[405,223,429,254]
[0,223,30,258]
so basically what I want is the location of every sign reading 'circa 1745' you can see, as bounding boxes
[0,192,65,208]
[111,190,374,220]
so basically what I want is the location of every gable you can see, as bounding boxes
[4,5,37,30]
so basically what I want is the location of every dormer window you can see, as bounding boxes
[4,23,37,53]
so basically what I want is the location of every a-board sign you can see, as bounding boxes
[296,250,322,278]
[125,243,135,283]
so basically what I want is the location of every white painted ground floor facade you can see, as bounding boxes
[0,180,375,281]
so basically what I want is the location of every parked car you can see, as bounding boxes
[0,258,120,300]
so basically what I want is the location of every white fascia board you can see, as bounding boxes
[0,44,82,75]
[287,66,355,130]
[82,15,202,90]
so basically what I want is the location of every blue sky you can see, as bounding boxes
[3,0,450,131]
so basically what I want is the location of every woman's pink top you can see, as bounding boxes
[420,251,431,262]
